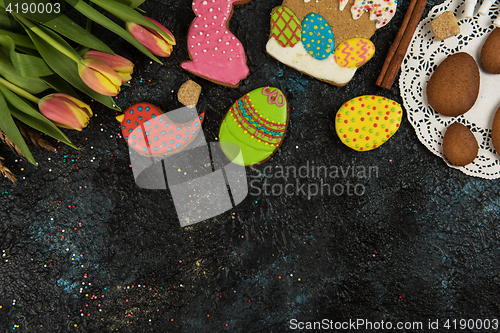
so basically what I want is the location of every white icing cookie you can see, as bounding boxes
[266,37,356,86]
[267,0,396,86]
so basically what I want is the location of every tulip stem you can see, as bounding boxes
[14,14,82,63]
[86,1,94,33]
[0,77,40,104]
[86,18,92,33]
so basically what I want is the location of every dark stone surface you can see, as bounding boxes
[1,0,500,332]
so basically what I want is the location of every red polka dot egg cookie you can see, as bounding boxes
[335,95,402,151]
[117,102,204,156]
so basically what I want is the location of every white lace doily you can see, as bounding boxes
[400,0,500,179]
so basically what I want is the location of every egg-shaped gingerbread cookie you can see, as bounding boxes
[426,52,480,117]
[270,6,302,48]
[335,95,402,151]
[334,38,375,68]
[490,106,500,154]
[442,122,478,166]
[301,13,334,60]
[219,87,289,166]
[481,28,500,74]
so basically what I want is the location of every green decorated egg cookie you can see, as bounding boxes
[335,95,402,151]
[219,87,289,166]
[271,6,302,48]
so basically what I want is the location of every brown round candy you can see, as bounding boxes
[481,28,500,74]
[426,52,480,117]
[443,122,478,166]
[177,80,201,108]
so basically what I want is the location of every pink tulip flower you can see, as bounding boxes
[126,17,176,57]
[83,50,134,83]
[38,93,92,131]
[78,58,122,96]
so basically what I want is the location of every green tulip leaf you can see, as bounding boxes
[0,11,22,31]
[0,29,35,49]
[0,90,36,165]
[115,0,146,9]
[66,0,162,64]
[42,14,114,54]
[42,74,79,99]
[0,49,50,94]
[0,84,76,149]
[77,47,90,57]
[0,34,53,77]
[15,45,40,56]
[89,0,175,44]
[0,0,105,54]
[14,14,83,61]
[22,24,120,111]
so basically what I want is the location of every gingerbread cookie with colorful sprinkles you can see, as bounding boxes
[181,0,253,88]
[266,0,396,86]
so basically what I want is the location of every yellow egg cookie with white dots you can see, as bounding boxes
[335,95,402,151]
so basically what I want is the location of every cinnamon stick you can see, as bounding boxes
[376,0,427,90]
[376,0,418,86]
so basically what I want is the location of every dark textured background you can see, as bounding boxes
[2,0,500,332]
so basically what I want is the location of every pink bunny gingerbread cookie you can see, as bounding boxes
[181,0,253,88]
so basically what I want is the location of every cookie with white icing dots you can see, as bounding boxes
[267,0,396,86]
[181,0,253,88]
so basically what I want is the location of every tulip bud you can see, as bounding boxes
[38,93,92,131]
[83,50,134,83]
[78,58,122,96]
[126,17,176,57]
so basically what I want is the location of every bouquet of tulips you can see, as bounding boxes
[0,0,176,182]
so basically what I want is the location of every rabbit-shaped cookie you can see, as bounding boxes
[181,0,253,88]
